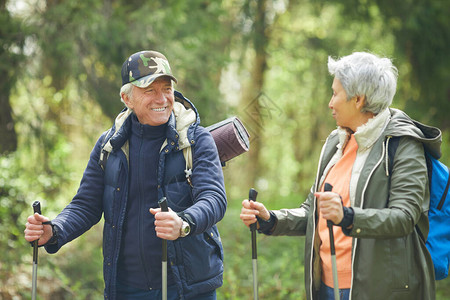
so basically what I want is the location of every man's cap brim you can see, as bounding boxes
[130,74,178,88]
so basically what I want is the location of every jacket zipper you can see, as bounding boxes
[347,144,385,300]
[137,134,152,288]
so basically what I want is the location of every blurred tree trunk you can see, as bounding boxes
[0,90,17,154]
[0,0,24,154]
[241,0,270,186]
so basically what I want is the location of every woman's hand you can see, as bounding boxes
[240,199,270,228]
[315,191,344,225]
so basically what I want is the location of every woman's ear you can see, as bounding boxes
[355,95,366,110]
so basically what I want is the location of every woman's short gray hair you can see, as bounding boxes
[120,83,134,106]
[328,52,398,114]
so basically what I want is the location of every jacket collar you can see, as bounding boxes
[336,108,391,152]
[385,108,442,158]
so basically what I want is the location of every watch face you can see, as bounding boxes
[181,221,190,237]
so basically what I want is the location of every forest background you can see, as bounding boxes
[1,0,449,299]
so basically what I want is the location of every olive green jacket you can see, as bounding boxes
[270,108,440,300]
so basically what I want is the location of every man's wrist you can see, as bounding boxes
[177,212,195,237]
[46,223,58,245]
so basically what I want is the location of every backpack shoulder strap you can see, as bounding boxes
[98,128,113,171]
[183,146,193,187]
[387,136,401,175]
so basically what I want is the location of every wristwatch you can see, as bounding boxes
[47,223,58,245]
[180,220,191,237]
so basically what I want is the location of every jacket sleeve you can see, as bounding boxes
[348,136,428,238]
[182,126,227,234]
[45,133,107,253]
[265,131,338,237]
[269,185,315,236]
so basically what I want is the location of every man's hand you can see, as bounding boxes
[150,208,183,240]
[24,213,52,246]
[315,191,344,225]
[239,199,270,228]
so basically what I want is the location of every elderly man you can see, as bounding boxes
[25,50,227,300]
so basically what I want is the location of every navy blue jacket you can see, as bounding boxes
[46,91,227,299]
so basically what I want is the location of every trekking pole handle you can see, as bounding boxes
[158,197,169,262]
[323,183,336,255]
[324,183,333,225]
[33,201,42,215]
[32,201,41,263]
[158,197,169,212]
[249,188,258,231]
[249,188,258,259]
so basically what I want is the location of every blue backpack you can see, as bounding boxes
[388,137,450,280]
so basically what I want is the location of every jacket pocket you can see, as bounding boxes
[389,236,410,290]
[164,174,194,212]
[175,226,224,285]
[103,153,125,223]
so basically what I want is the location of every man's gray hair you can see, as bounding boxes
[120,83,134,107]
[328,52,398,114]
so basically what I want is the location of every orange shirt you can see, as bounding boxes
[318,134,358,289]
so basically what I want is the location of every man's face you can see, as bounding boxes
[124,77,175,126]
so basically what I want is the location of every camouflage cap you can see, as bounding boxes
[121,50,178,87]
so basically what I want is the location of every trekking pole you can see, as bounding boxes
[324,183,339,300]
[158,197,169,300]
[31,201,41,300]
[249,188,259,300]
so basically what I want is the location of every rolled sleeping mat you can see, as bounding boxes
[206,117,250,166]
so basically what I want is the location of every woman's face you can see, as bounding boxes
[328,78,363,131]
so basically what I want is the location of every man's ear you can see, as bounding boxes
[121,92,132,109]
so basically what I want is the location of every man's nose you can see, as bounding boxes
[154,90,166,103]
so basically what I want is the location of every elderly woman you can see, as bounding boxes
[240,52,439,300]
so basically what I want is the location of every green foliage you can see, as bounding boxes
[0,153,31,270]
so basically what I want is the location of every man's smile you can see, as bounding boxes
[152,107,167,112]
